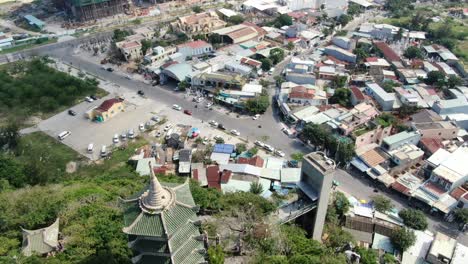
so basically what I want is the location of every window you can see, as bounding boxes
[438,132,442,136]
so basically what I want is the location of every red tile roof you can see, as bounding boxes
[240,57,261,67]
[206,165,221,190]
[288,11,307,19]
[419,138,444,155]
[392,181,411,196]
[450,187,467,200]
[238,156,264,167]
[366,57,379,62]
[423,182,447,196]
[154,166,168,175]
[220,170,231,183]
[326,55,349,65]
[97,98,122,112]
[289,86,316,100]
[350,87,365,101]
[374,41,401,62]
[178,40,211,49]
[192,168,199,181]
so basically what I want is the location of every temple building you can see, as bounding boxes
[21,218,60,257]
[121,162,206,264]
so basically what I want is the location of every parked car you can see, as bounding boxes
[90,95,98,100]
[87,143,94,153]
[121,133,127,141]
[128,129,135,139]
[252,114,260,120]
[213,135,223,141]
[218,123,226,130]
[137,90,144,96]
[230,129,240,136]
[184,110,192,115]
[282,128,293,136]
[206,102,213,108]
[68,109,77,116]
[263,144,274,152]
[209,120,218,127]
[100,145,107,157]
[106,67,114,72]
[139,123,145,131]
[151,116,160,122]
[254,141,265,147]
[172,104,182,111]
[85,96,93,103]
[274,150,285,157]
[113,134,119,143]
[202,137,209,145]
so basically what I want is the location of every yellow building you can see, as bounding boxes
[92,98,124,122]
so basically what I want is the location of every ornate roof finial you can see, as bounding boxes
[139,161,174,213]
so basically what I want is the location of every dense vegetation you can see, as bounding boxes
[0,132,151,263]
[399,209,428,230]
[0,58,99,121]
[301,123,355,166]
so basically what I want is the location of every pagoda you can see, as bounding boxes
[122,162,206,264]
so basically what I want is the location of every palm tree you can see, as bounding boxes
[249,182,264,195]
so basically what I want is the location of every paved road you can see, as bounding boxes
[31,24,467,245]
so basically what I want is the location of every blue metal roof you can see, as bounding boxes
[24,15,45,27]
[213,144,234,154]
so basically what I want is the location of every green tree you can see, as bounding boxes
[332,76,348,88]
[245,96,270,114]
[325,225,354,250]
[447,75,462,88]
[248,147,258,156]
[382,80,398,93]
[249,182,264,195]
[112,29,130,42]
[215,137,225,144]
[376,113,397,127]
[425,71,446,85]
[383,253,397,264]
[333,192,350,217]
[141,39,152,55]
[178,80,189,91]
[208,33,222,44]
[192,34,207,41]
[357,248,378,264]
[372,195,393,213]
[235,143,247,154]
[189,180,222,212]
[335,141,355,165]
[260,58,272,71]
[329,88,351,107]
[337,14,351,26]
[0,155,26,189]
[228,15,244,25]
[207,245,224,264]
[291,152,304,161]
[192,5,203,13]
[391,227,416,252]
[302,123,328,148]
[354,47,370,63]
[287,41,295,51]
[404,46,424,59]
[399,209,428,230]
[273,14,293,28]
[399,104,419,117]
[453,208,468,225]
[0,121,20,150]
[269,48,285,65]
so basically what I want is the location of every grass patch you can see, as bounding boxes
[0,58,101,122]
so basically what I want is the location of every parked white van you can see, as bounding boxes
[58,131,71,140]
[87,143,94,153]
[100,145,107,157]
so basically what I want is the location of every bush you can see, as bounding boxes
[207,245,224,264]
[245,96,270,114]
[399,209,428,230]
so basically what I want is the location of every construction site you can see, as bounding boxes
[61,0,133,21]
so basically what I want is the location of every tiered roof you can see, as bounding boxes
[122,162,205,264]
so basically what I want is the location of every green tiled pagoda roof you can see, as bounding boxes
[133,238,169,254]
[124,212,165,237]
[173,183,197,207]
[169,222,200,253]
[138,255,171,264]
[172,237,205,264]
[163,204,197,235]
[122,179,205,264]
